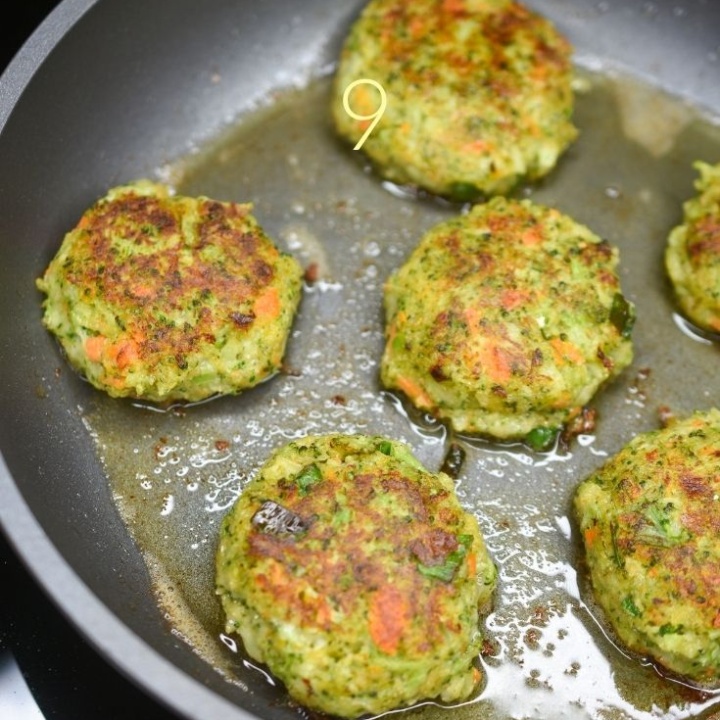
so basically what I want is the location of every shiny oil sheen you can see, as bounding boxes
[82,66,720,720]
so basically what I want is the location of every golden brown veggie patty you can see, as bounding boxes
[215,434,497,717]
[574,409,720,685]
[665,161,720,333]
[381,197,635,445]
[36,180,302,402]
[332,0,578,199]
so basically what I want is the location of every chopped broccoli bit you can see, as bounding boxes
[635,504,690,547]
[295,464,322,495]
[610,293,635,338]
[377,440,393,456]
[621,596,642,617]
[448,181,482,203]
[659,623,685,636]
[417,535,472,583]
[525,426,559,451]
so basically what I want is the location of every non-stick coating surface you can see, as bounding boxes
[1,2,719,720]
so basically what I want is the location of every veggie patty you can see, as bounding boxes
[665,160,720,334]
[331,0,578,199]
[380,197,635,445]
[36,180,303,403]
[215,434,497,717]
[574,409,720,686]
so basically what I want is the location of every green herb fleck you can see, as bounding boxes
[377,441,393,456]
[448,181,482,203]
[659,623,684,636]
[637,504,689,546]
[417,561,458,583]
[417,535,472,583]
[525,426,559,451]
[610,293,635,338]
[621,596,642,617]
[295,464,322,496]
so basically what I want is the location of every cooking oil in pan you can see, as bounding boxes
[84,65,720,720]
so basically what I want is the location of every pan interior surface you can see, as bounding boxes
[88,58,720,720]
[2,1,720,720]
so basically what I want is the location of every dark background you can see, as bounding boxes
[1,3,178,718]
[2,1,63,70]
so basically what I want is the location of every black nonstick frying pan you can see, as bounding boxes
[1,1,720,719]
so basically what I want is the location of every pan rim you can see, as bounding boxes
[0,2,260,717]
[0,457,256,718]
[0,0,94,132]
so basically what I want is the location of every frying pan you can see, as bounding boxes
[1,1,720,719]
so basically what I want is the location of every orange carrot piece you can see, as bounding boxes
[476,342,513,384]
[113,340,139,369]
[253,286,281,319]
[84,336,106,362]
[500,289,531,311]
[550,337,584,366]
[396,376,433,409]
[463,139,490,153]
[443,0,465,12]
[368,585,411,655]
[583,525,600,548]
[464,306,480,327]
[350,84,375,116]
[314,598,332,628]
[409,17,424,36]
[131,284,154,299]
[521,226,544,246]
[254,561,291,596]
